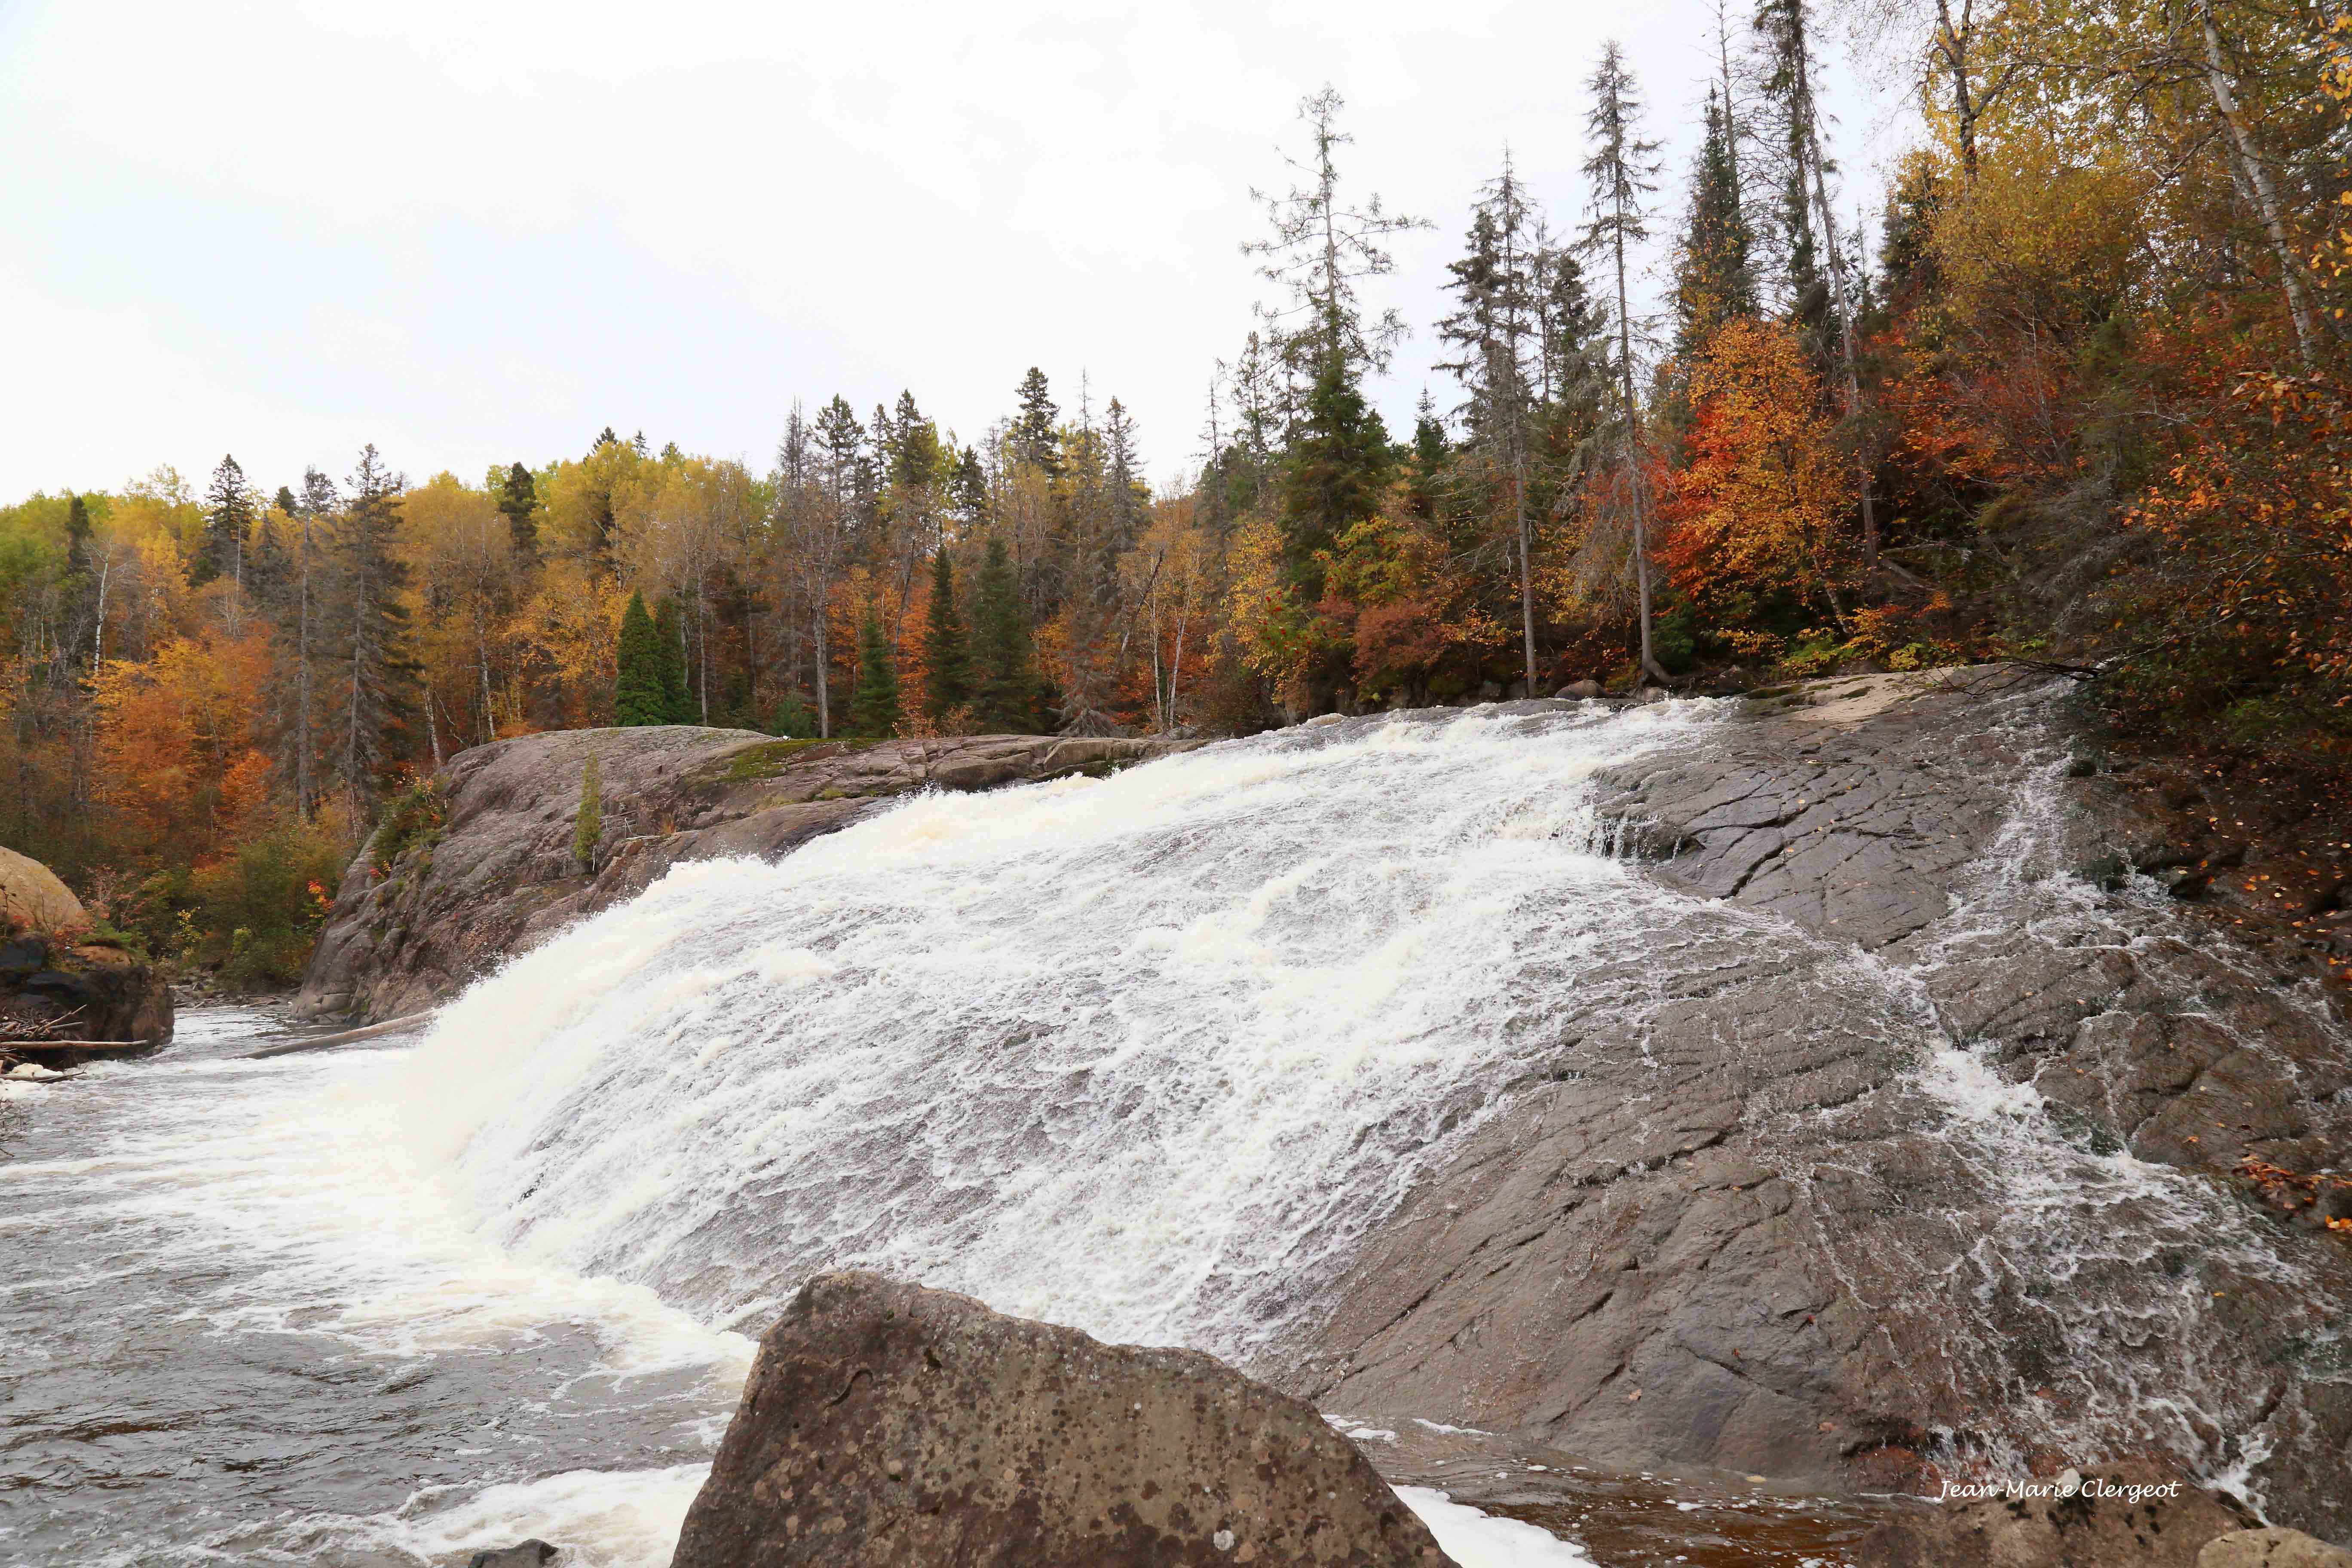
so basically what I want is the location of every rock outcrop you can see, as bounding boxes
[1296,666,2352,1541]
[0,845,85,936]
[2201,1529,2352,1568]
[294,727,1204,1021]
[1857,1465,2260,1566]
[0,846,172,1056]
[670,1271,1453,1568]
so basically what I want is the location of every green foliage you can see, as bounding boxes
[766,694,819,739]
[369,772,448,876]
[615,590,667,725]
[970,534,1038,732]
[654,596,695,722]
[922,548,971,722]
[1277,353,1394,597]
[190,817,347,988]
[573,753,602,873]
[497,461,539,563]
[700,737,861,786]
[850,609,901,738]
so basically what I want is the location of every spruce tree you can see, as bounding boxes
[921,548,971,723]
[64,493,91,574]
[1673,87,1758,359]
[498,462,540,565]
[970,534,1037,733]
[614,590,666,725]
[849,610,901,737]
[1246,89,1421,604]
[1011,368,1061,475]
[328,445,418,813]
[198,454,256,590]
[653,597,693,722]
[1578,41,1672,684]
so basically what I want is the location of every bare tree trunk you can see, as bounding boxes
[814,604,831,738]
[1614,219,1671,685]
[1795,67,1880,569]
[2200,11,2319,369]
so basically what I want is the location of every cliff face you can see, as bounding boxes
[293,726,1204,1022]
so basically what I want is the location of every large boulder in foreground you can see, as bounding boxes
[670,1271,1453,1568]
[0,845,86,936]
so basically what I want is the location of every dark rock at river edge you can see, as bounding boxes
[669,1271,1454,1568]
[1301,667,2352,1540]
[1,934,173,1050]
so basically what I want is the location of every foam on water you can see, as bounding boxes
[385,703,1717,1357]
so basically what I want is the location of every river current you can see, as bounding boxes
[6,697,2324,1563]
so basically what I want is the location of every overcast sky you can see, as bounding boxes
[0,0,1916,504]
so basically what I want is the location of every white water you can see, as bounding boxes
[382,702,1719,1359]
[9,693,2345,1565]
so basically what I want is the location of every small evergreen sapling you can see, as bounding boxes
[574,753,602,872]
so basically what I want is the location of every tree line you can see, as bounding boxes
[4,0,2348,983]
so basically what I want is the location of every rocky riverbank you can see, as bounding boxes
[1293,666,2352,1542]
[1,845,173,1070]
[283,671,2352,1550]
[294,726,1205,1021]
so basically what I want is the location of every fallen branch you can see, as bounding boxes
[246,1011,438,1060]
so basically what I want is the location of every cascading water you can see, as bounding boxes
[5,692,2346,1567]
[386,701,1721,1359]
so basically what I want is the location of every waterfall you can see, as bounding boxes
[384,702,1719,1359]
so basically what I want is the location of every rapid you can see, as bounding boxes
[3,695,2343,1565]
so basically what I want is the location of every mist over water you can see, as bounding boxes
[5,696,2345,1565]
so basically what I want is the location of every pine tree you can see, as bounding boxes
[498,462,540,565]
[1579,40,1672,684]
[1438,160,1544,689]
[614,590,666,725]
[921,548,971,722]
[1674,87,1759,359]
[1246,88,1423,604]
[277,467,337,817]
[328,445,418,813]
[64,493,91,574]
[654,596,693,722]
[197,454,256,591]
[952,447,990,526]
[971,534,1037,732]
[850,609,901,737]
[1011,368,1061,475]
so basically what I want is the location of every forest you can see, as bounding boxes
[3,0,2349,988]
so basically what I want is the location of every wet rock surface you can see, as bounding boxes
[670,1270,1452,1568]
[294,727,1203,1021]
[2200,1528,2352,1568]
[1298,666,2352,1542]
[1856,1464,2260,1565]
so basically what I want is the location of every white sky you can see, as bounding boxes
[0,0,1917,503]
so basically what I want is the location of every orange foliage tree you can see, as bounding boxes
[1663,318,1856,631]
[90,631,277,864]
